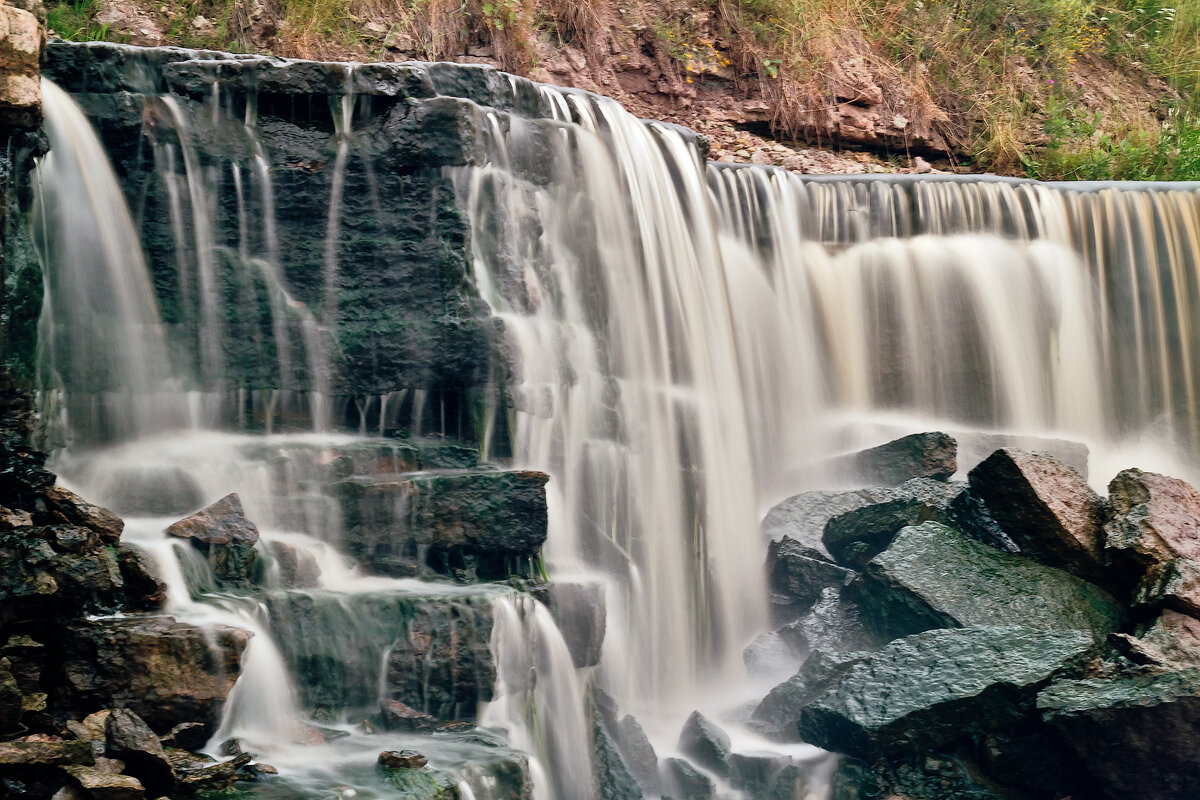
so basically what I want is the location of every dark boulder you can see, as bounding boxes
[823,497,938,569]
[53,616,249,736]
[766,536,853,621]
[116,543,166,610]
[333,470,548,580]
[379,750,429,769]
[166,493,261,586]
[777,587,880,658]
[36,486,123,544]
[829,432,957,486]
[793,626,1095,758]
[763,489,890,560]
[1106,468,1200,583]
[676,712,731,778]
[848,522,1122,643]
[592,710,642,800]
[165,748,249,793]
[968,449,1105,578]
[380,699,438,732]
[104,709,174,797]
[661,758,713,800]
[1039,668,1200,800]
[0,659,21,733]
[753,650,871,737]
[616,715,658,794]
[0,533,124,625]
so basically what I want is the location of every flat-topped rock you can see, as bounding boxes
[1039,669,1200,800]
[848,522,1122,642]
[794,626,1094,758]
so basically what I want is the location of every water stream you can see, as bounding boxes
[25,42,1200,800]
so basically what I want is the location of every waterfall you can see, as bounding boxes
[27,41,1200,800]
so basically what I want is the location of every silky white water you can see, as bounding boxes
[29,47,1200,800]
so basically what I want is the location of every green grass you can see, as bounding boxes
[46,0,113,41]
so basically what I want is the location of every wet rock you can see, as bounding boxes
[968,449,1105,578]
[116,543,166,610]
[0,507,32,529]
[777,587,880,657]
[61,765,145,800]
[380,699,438,731]
[593,710,642,800]
[37,486,123,544]
[823,497,938,569]
[763,489,888,559]
[662,757,714,800]
[0,3,41,130]
[1039,668,1200,800]
[753,650,871,737]
[415,438,480,470]
[794,626,1094,758]
[729,751,787,795]
[676,712,730,777]
[1133,558,1200,616]
[0,738,93,766]
[165,748,250,792]
[848,522,1122,642]
[766,536,853,621]
[334,470,548,580]
[830,432,957,486]
[1111,610,1200,669]
[616,715,658,794]
[379,764,461,799]
[378,749,428,769]
[54,616,249,735]
[104,708,174,796]
[0,533,124,625]
[266,539,321,589]
[1106,468,1200,582]
[547,582,606,668]
[158,722,208,751]
[166,493,261,585]
[979,723,1094,799]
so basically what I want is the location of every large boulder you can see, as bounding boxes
[53,616,249,735]
[36,486,123,544]
[0,532,124,625]
[827,432,957,486]
[1106,469,1200,583]
[848,522,1122,642]
[0,3,41,130]
[777,587,879,658]
[166,494,261,586]
[967,449,1105,578]
[1039,669,1200,800]
[753,650,871,737]
[333,470,548,580]
[676,712,731,777]
[793,626,1095,758]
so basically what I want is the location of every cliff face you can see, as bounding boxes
[61,0,1196,178]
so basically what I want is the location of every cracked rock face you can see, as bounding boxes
[0,3,41,130]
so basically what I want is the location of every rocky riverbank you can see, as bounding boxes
[749,432,1200,800]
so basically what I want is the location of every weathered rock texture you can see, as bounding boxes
[0,3,41,130]
[968,448,1105,578]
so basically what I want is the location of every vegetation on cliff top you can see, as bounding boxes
[46,0,1200,179]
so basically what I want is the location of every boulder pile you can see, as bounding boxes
[756,432,1200,800]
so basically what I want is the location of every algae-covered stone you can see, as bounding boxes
[1039,669,1200,800]
[848,522,1122,642]
[379,765,460,799]
[794,626,1094,758]
[968,448,1105,578]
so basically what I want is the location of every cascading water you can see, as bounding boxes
[25,38,1200,800]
